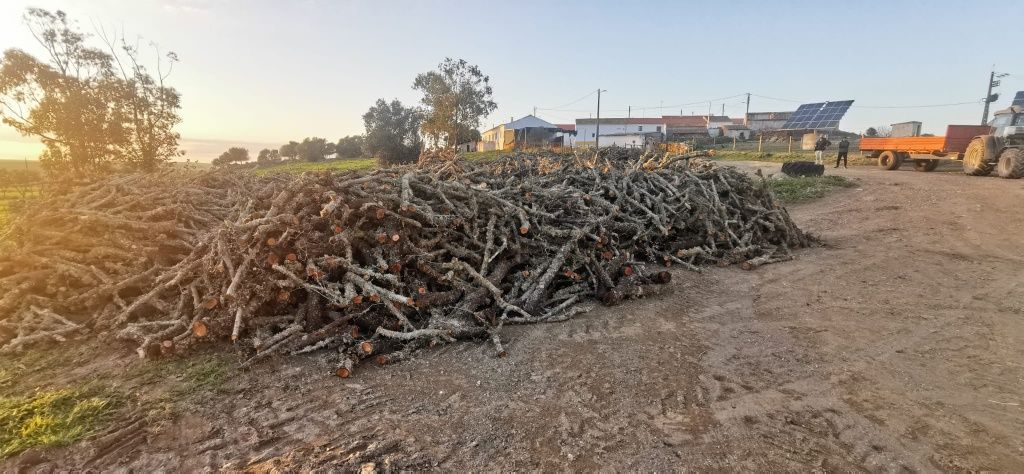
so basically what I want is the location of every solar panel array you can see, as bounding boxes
[1013,91,1024,107]
[780,100,855,130]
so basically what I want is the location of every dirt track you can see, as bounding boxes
[6,162,1024,472]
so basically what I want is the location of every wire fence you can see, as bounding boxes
[686,136,865,155]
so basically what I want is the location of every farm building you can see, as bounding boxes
[746,111,794,131]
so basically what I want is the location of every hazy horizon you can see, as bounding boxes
[1,0,1022,162]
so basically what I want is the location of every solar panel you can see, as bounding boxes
[1013,91,1024,107]
[780,100,854,130]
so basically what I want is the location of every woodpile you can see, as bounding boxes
[0,149,810,376]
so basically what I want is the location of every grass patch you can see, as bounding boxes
[713,150,875,166]
[0,388,116,459]
[171,357,234,397]
[129,353,236,398]
[768,175,857,204]
[253,158,376,175]
[461,150,506,162]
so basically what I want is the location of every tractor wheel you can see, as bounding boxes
[996,148,1024,179]
[878,151,901,170]
[963,136,994,176]
[914,159,939,172]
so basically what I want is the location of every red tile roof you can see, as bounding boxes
[556,124,575,131]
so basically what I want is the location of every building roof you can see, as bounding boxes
[482,115,558,135]
[556,124,575,131]
[576,115,735,127]
[722,124,751,131]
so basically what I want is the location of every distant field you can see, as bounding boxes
[252,158,376,175]
[0,160,41,171]
[0,187,41,227]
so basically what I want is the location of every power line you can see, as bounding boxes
[751,93,981,109]
[537,90,598,111]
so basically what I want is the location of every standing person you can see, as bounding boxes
[835,137,850,168]
[814,135,832,165]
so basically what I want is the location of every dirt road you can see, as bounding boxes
[7,163,1024,471]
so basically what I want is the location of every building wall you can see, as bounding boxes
[575,123,665,143]
[748,119,788,131]
[746,111,794,131]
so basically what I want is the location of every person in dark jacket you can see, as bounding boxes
[814,135,831,165]
[835,137,850,168]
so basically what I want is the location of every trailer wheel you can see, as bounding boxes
[878,151,901,170]
[996,148,1024,179]
[963,136,994,176]
[914,159,939,172]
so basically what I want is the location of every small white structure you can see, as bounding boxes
[720,124,753,139]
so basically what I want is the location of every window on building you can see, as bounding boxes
[656,126,662,132]
[592,133,595,138]
[638,126,643,132]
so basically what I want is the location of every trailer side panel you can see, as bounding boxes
[943,125,993,153]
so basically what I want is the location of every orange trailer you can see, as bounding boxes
[859,125,992,172]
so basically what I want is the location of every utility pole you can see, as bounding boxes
[721,103,725,117]
[745,93,751,124]
[628,105,631,118]
[595,89,606,149]
[981,68,1008,125]
[533,106,536,117]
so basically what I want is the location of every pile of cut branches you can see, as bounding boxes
[0,149,810,376]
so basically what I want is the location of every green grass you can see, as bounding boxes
[767,175,858,204]
[461,150,506,162]
[171,357,234,397]
[253,158,376,175]
[0,388,116,459]
[712,150,875,166]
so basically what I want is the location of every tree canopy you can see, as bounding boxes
[256,148,281,164]
[413,58,496,150]
[363,99,423,166]
[212,147,249,166]
[280,141,299,160]
[296,137,333,162]
[0,8,183,174]
[335,135,365,159]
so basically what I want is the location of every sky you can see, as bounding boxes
[0,0,1022,161]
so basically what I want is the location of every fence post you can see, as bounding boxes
[758,135,763,153]
[732,136,736,150]
[788,136,792,153]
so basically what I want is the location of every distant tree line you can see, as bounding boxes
[217,57,497,168]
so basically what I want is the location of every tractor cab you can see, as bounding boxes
[989,106,1024,144]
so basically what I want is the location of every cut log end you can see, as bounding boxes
[335,367,352,378]
[359,341,373,356]
[653,271,672,284]
[519,226,530,235]
[192,321,209,338]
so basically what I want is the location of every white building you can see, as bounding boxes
[575,115,737,147]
